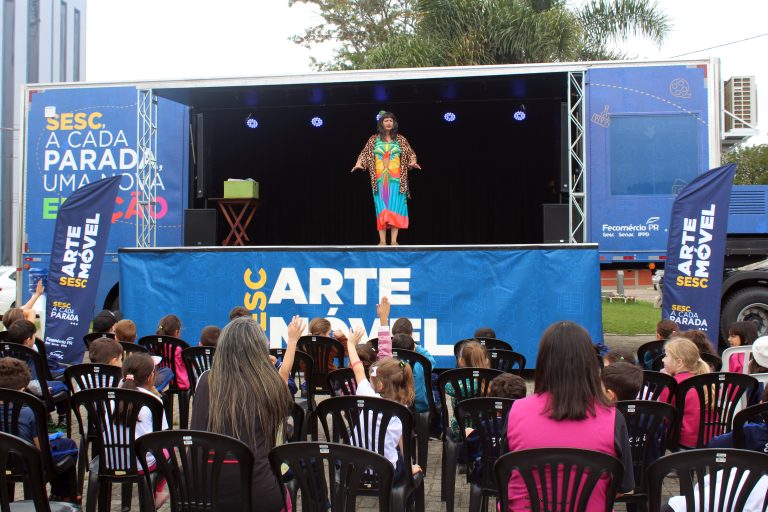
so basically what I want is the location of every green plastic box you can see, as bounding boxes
[223,180,259,199]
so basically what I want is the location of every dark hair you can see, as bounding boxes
[356,343,377,377]
[749,359,768,374]
[602,362,643,401]
[114,319,136,343]
[376,111,398,139]
[729,321,759,346]
[534,321,611,420]
[2,308,25,329]
[474,327,496,339]
[200,326,221,347]
[656,319,678,339]
[157,314,182,336]
[489,373,526,399]
[679,330,715,355]
[89,338,123,364]
[7,320,36,345]
[391,318,413,336]
[228,307,251,321]
[604,348,638,366]
[392,333,415,351]
[0,357,31,390]
[93,309,120,333]
[120,353,155,390]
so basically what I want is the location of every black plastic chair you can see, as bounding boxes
[83,331,115,350]
[270,441,394,512]
[118,341,148,361]
[0,342,71,436]
[72,388,164,512]
[438,367,503,512]
[271,347,315,439]
[297,335,345,395]
[287,402,306,443]
[636,340,664,370]
[494,447,624,512]
[181,346,215,392]
[639,370,677,402]
[327,368,358,397]
[64,363,123,496]
[0,389,78,505]
[732,401,768,449]
[615,400,678,512]
[392,347,435,473]
[648,448,768,511]
[453,338,512,359]
[487,349,526,375]
[314,395,424,512]
[0,431,79,512]
[34,337,64,381]
[136,430,254,512]
[675,372,757,448]
[138,334,191,428]
[455,397,516,512]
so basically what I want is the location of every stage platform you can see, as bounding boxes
[119,243,603,367]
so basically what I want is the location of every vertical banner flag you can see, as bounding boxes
[662,164,737,345]
[44,176,122,367]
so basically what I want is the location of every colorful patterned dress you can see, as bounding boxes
[373,138,408,230]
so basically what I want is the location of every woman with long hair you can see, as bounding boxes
[505,321,635,511]
[190,315,304,510]
[352,111,421,246]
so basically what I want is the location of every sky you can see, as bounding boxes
[86,0,767,143]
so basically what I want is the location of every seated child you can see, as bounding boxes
[228,306,250,320]
[114,318,174,392]
[473,327,496,339]
[707,386,768,451]
[156,314,189,390]
[92,309,121,334]
[114,319,137,343]
[603,348,638,367]
[199,326,221,347]
[391,333,436,413]
[643,319,677,369]
[602,361,643,401]
[726,321,758,373]
[89,338,123,366]
[0,357,78,502]
[7,320,68,399]
[392,317,412,336]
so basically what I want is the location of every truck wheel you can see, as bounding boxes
[721,286,768,339]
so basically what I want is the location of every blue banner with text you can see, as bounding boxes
[45,176,122,367]
[662,164,736,344]
[120,245,603,367]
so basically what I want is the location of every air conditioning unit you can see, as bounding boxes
[722,76,758,150]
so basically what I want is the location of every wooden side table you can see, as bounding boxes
[209,198,259,246]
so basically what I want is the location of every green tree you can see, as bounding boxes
[291,0,670,70]
[288,0,418,70]
[723,144,768,185]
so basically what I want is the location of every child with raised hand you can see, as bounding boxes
[346,324,422,481]
[119,352,170,507]
[726,321,758,373]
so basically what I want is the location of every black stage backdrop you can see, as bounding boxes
[195,95,564,246]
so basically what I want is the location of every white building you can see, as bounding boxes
[1,0,86,264]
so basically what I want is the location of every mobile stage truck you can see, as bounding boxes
[17,58,768,359]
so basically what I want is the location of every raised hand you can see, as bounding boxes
[286,315,305,345]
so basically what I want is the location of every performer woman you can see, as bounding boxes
[352,111,421,246]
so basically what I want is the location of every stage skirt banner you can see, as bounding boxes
[44,176,122,367]
[662,164,737,344]
[119,245,603,367]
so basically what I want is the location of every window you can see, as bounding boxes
[59,1,67,81]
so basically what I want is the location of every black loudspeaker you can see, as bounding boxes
[542,204,569,243]
[560,102,569,193]
[194,113,213,199]
[184,209,217,246]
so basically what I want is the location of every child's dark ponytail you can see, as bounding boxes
[120,353,154,390]
[157,314,182,336]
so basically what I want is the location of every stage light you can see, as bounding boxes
[245,114,258,129]
[443,112,456,123]
[311,117,324,127]
[513,105,527,122]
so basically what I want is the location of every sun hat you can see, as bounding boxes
[751,336,768,369]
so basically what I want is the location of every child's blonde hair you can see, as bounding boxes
[308,317,331,336]
[459,341,490,368]
[665,337,710,376]
[370,358,415,406]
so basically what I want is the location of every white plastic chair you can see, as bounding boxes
[721,346,753,374]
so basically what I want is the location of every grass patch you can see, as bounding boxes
[602,300,661,335]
